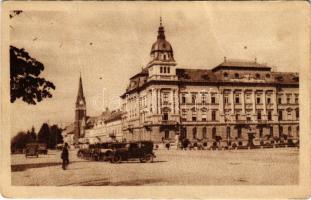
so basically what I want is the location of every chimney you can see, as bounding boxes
[224,57,227,62]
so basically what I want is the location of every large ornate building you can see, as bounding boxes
[120,20,299,146]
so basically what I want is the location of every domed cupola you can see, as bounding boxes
[149,18,175,64]
[146,18,177,81]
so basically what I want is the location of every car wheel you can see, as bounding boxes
[140,154,153,163]
[95,155,100,161]
[112,155,122,163]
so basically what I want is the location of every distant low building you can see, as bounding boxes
[105,110,123,142]
[62,123,75,146]
[83,110,123,144]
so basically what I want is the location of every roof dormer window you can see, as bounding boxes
[276,76,284,81]
[293,76,299,82]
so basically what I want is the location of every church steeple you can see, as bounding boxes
[76,73,86,106]
[74,74,86,143]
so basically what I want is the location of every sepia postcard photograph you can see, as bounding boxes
[1,1,311,199]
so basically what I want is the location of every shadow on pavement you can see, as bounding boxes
[61,178,164,186]
[110,160,167,164]
[11,162,61,172]
[11,161,86,172]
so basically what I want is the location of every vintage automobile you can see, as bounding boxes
[37,143,48,154]
[110,141,156,163]
[25,143,39,158]
[77,142,127,161]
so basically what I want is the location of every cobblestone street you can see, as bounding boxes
[11,148,298,186]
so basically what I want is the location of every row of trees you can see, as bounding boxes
[11,123,63,153]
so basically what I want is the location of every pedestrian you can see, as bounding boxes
[61,143,69,170]
[165,142,170,150]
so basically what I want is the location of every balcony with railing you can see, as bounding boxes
[161,120,178,125]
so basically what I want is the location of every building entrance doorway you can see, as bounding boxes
[163,112,168,121]
[237,128,242,138]
[180,127,187,139]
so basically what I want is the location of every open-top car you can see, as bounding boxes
[25,143,39,158]
[110,141,156,163]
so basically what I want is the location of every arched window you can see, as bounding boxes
[165,130,169,139]
[226,127,231,138]
[163,54,167,60]
[288,126,292,136]
[279,126,283,137]
[234,73,239,79]
[270,127,273,137]
[192,127,197,139]
[212,110,216,121]
[224,72,228,78]
[202,127,207,139]
[255,73,260,79]
[212,127,216,139]
[259,127,263,138]
[266,73,271,78]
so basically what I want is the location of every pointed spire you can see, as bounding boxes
[76,73,85,104]
[157,17,165,40]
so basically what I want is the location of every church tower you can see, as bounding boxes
[74,74,86,144]
[147,17,177,80]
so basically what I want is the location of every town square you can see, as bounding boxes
[7,2,305,190]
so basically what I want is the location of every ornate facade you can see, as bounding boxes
[120,20,299,147]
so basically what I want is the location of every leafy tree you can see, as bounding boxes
[11,131,28,153]
[10,46,56,105]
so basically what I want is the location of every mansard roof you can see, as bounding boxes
[212,59,271,72]
[176,68,218,82]
[130,67,148,80]
[104,110,123,123]
[121,61,299,97]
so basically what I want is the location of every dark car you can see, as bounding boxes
[77,142,127,161]
[110,141,155,163]
[37,143,48,154]
[25,143,39,158]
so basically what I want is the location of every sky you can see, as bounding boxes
[9,2,308,136]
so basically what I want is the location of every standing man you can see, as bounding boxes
[61,143,69,170]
